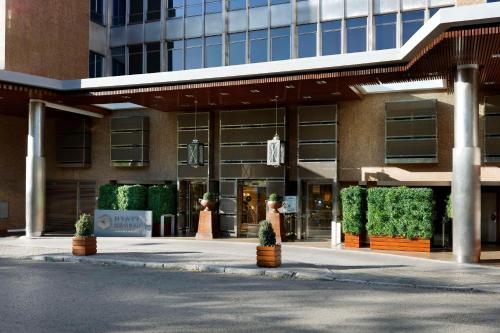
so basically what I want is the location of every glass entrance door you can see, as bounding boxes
[240,181,267,237]
[303,181,333,240]
[178,180,206,236]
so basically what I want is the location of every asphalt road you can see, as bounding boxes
[1,259,500,333]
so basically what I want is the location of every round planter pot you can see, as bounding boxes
[199,199,214,212]
[266,201,282,213]
[72,236,97,256]
[256,244,281,268]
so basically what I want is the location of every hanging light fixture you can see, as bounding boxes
[267,96,285,167]
[187,100,204,168]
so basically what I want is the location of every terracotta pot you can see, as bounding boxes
[199,198,214,212]
[256,244,281,268]
[266,200,282,213]
[72,236,97,256]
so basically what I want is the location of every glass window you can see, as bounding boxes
[167,0,184,18]
[89,51,104,78]
[229,0,246,11]
[167,40,184,71]
[298,24,316,58]
[249,30,268,63]
[185,38,203,69]
[346,17,366,53]
[186,0,203,16]
[250,0,268,8]
[429,6,453,17]
[128,44,143,74]
[111,46,126,76]
[90,0,105,25]
[321,20,341,56]
[205,35,222,67]
[146,43,161,73]
[147,0,161,21]
[228,32,246,65]
[271,0,289,4]
[375,13,396,50]
[402,10,424,44]
[271,27,290,61]
[129,0,144,24]
[112,0,126,26]
[205,0,222,14]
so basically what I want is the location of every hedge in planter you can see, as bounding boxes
[147,185,177,223]
[117,185,148,211]
[97,184,118,210]
[340,186,366,248]
[366,187,393,237]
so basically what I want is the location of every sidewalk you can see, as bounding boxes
[1,236,500,293]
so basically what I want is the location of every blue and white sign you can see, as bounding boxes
[279,196,297,213]
[94,210,152,237]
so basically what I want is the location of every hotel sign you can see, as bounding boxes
[94,210,152,237]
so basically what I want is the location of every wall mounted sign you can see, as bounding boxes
[94,209,152,237]
[279,196,297,214]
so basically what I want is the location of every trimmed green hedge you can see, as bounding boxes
[367,187,434,239]
[446,193,452,219]
[147,185,177,223]
[117,185,148,211]
[97,184,118,210]
[340,186,366,235]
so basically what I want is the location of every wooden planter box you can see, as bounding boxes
[256,245,281,268]
[0,229,7,237]
[344,233,361,248]
[72,236,97,256]
[370,236,430,252]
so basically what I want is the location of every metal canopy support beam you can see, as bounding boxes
[452,64,481,263]
[31,99,104,118]
[26,100,46,238]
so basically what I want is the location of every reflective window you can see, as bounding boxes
[90,0,104,25]
[205,0,222,13]
[429,6,452,17]
[402,10,424,44]
[89,51,104,78]
[271,0,289,4]
[146,43,161,73]
[167,0,184,18]
[128,44,143,74]
[185,38,203,69]
[321,20,341,56]
[249,30,268,63]
[271,27,290,61]
[129,0,144,24]
[205,35,222,67]
[186,0,203,16]
[228,32,246,65]
[147,0,161,21]
[250,0,268,7]
[111,46,126,76]
[167,40,184,71]
[298,24,316,58]
[346,17,366,53]
[112,0,126,26]
[375,13,396,50]
[229,0,246,10]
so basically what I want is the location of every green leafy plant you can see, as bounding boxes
[258,220,276,246]
[117,185,147,211]
[446,193,452,219]
[202,192,214,201]
[97,184,118,210]
[268,193,281,202]
[340,186,366,235]
[366,187,392,236]
[147,185,177,223]
[75,213,93,237]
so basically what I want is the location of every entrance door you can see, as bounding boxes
[303,181,333,240]
[481,192,497,243]
[178,180,206,236]
[240,181,267,237]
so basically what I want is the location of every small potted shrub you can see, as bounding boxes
[199,192,215,211]
[256,220,281,268]
[266,193,282,213]
[72,213,97,256]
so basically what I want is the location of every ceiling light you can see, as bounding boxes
[316,80,327,85]
[219,92,230,96]
[180,104,190,107]
[185,94,194,98]
[121,95,131,99]
[285,85,295,89]
[154,95,164,99]
[208,102,217,106]
[250,89,260,93]
[303,96,312,99]
[331,92,341,96]
[492,54,500,59]
[241,101,250,105]
[485,81,496,85]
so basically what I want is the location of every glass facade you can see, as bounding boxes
[229,32,246,65]
[402,10,425,44]
[112,0,126,25]
[129,0,144,23]
[111,46,126,76]
[146,43,161,73]
[147,0,161,21]
[375,13,397,50]
[249,30,268,63]
[185,38,203,69]
[89,51,104,78]
[167,40,184,71]
[321,21,341,56]
[297,24,316,58]
[90,0,105,25]
[346,17,367,53]
[271,27,290,61]
[205,35,222,67]
[128,44,143,74]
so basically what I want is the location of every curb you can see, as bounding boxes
[29,255,485,293]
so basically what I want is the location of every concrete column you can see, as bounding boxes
[25,100,45,238]
[452,64,481,263]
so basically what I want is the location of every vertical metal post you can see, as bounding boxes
[452,64,481,263]
[26,100,46,238]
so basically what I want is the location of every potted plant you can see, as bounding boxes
[199,192,215,211]
[340,186,366,248]
[72,213,97,256]
[266,193,282,213]
[256,220,281,268]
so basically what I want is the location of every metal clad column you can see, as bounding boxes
[452,64,481,263]
[26,100,46,238]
